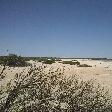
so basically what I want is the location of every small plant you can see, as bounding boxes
[62,61,80,65]
[43,59,55,64]
[78,64,92,67]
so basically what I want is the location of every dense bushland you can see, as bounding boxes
[0,54,30,67]
[24,57,56,64]
[0,66,112,112]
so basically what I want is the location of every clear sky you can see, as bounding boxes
[0,0,112,57]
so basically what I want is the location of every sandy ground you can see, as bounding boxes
[0,59,112,94]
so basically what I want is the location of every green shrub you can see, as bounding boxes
[78,64,92,67]
[37,57,47,62]
[43,59,55,64]
[0,54,30,67]
[62,61,80,65]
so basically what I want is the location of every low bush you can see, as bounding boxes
[37,57,47,62]
[78,64,92,67]
[43,59,55,64]
[0,54,30,67]
[62,61,80,65]
[0,66,111,111]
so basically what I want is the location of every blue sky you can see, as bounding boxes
[0,0,112,57]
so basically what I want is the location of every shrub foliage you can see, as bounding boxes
[78,64,92,67]
[43,59,55,64]
[0,54,30,67]
[62,61,80,65]
[0,66,112,112]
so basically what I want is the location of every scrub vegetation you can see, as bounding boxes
[0,65,112,112]
[0,54,30,67]
[62,61,80,65]
[78,64,92,67]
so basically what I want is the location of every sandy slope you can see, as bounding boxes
[0,59,112,93]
